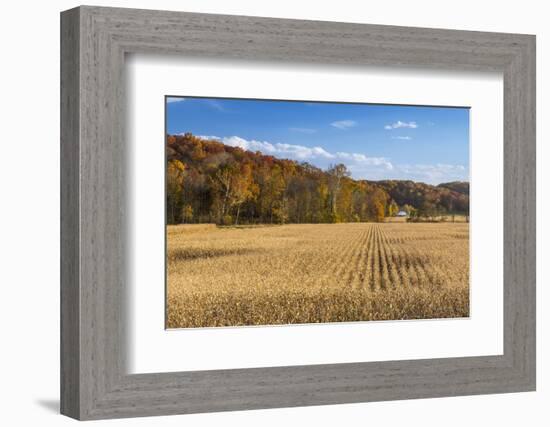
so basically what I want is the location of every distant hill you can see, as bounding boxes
[438,181,470,196]
[166,133,469,225]
[373,180,469,215]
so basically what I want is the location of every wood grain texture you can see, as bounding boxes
[60,5,536,420]
[60,7,80,419]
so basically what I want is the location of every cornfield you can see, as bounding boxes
[166,223,469,328]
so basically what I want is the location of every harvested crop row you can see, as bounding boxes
[166,223,469,328]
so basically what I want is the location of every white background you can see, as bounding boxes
[0,0,547,426]
[128,57,503,373]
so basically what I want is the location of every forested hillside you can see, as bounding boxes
[375,180,469,217]
[437,181,470,196]
[166,133,469,225]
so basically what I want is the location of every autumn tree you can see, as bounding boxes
[388,199,399,217]
[232,164,258,224]
[268,165,288,224]
[165,134,469,225]
[181,205,193,223]
[212,163,237,222]
[419,200,438,220]
[367,187,388,222]
[166,159,186,224]
[327,163,350,222]
[402,204,415,216]
[253,163,287,223]
[374,201,385,222]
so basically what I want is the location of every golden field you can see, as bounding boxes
[166,223,469,328]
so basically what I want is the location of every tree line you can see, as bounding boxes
[166,133,469,225]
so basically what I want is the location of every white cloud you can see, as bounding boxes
[336,152,393,170]
[345,163,468,184]
[198,135,336,160]
[330,120,357,130]
[393,163,468,184]
[166,97,185,103]
[384,120,418,130]
[391,136,412,140]
[198,135,392,170]
[289,127,317,134]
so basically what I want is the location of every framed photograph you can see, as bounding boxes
[61,6,536,420]
[164,98,471,329]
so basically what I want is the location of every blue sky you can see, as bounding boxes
[166,96,469,184]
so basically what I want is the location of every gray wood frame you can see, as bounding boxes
[60,5,536,420]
